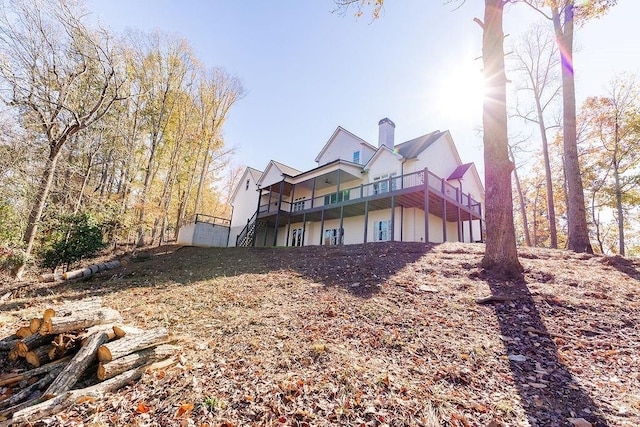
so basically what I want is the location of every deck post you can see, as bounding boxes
[441,178,447,242]
[286,183,295,246]
[302,213,307,246]
[468,196,474,243]
[252,188,262,247]
[390,194,396,241]
[319,208,325,245]
[456,188,462,242]
[311,177,316,208]
[273,180,284,246]
[339,205,344,245]
[364,200,369,243]
[423,168,429,243]
[478,203,484,243]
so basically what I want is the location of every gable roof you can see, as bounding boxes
[271,160,302,177]
[447,163,474,181]
[314,126,377,163]
[230,166,264,203]
[395,130,444,159]
[247,167,262,183]
[363,144,403,170]
[257,160,302,187]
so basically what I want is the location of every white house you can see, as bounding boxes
[230,118,484,248]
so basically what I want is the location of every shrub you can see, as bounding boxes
[39,212,106,271]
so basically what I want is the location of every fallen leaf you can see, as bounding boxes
[136,402,151,414]
[175,402,194,418]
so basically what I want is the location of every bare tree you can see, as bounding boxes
[0,0,124,277]
[509,24,562,248]
[521,0,617,253]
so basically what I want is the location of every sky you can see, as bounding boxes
[86,0,640,177]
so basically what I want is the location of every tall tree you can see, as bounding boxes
[509,24,561,248]
[335,0,522,276]
[0,0,124,277]
[579,74,640,256]
[522,0,617,253]
[475,0,522,277]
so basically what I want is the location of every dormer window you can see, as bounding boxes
[353,150,360,164]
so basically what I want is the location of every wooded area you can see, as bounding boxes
[0,0,244,278]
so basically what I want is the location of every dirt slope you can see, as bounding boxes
[1,242,638,426]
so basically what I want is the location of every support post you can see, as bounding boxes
[273,180,284,246]
[302,213,307,247]
[423,168,429,243]
[286,184,295,246]
[319,209,325,245]
[390,195,395,242]
[311,177,316,208]
[252,188,262,247]
[468,196,474,243]
[478,203,484,243]
[456,188,462,242]
[364,200,369,243]
[339,205,344,245]
[441,179,447,242]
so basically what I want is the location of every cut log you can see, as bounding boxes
[15,334,53,358]
[0,356,71,387]
[97,344,179,380]
[8,349,19,362]
[97,327,169,362]
[15,327,32,339]
[25,344,53,368]
[0,335,18,352]
[112,325,144,339]
[13,362,147,423]
[28,318,42,334]
[42,308,56,323]
[48,333,80,360]
[46,297,104,319]
[39,272,63,283]
[0,363,64,411]
[39,308,121,336]
[78,324,120,346]
[43,332,110,397]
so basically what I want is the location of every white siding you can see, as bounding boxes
[229,168,260,246]
[317,131,372,165]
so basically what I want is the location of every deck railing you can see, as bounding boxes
[258,169,481,216]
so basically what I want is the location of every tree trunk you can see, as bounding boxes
[478,0,523,278]
[17,147,63,278]
[534,100,558,248]
[553,3,592,253]
[193,141,211,215]
[509,146,531,246]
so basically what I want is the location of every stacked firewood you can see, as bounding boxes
[0,297,179,423]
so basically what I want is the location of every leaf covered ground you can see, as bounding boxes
[1,242,639,426]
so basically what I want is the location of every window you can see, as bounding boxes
[324,228,343,246]
[353,151,360,164]
[291,228,304,247]
[245,179,250,190]
[373,220,391,242]
[324,190,350,205]
[373,173,398,194]
[293,200,306,212]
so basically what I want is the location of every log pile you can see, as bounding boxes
[0,297,179,424]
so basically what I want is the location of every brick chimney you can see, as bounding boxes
[378,118,395,149]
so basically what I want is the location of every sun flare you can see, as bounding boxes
[434,59,485,120]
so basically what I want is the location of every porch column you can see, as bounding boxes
[286,183,296,247]
[468,196,474,243]
[423,168,429,243]
[252,188,262,247]
[339,205,344,245]
[273,180,284,246]
[319,208,325,245]
[390,194,396,241]
[456,188,462,242]
[364,200,369,243]
[302,213,307,247]
[311,177,316,208]
[267,184,273,213]
[441,178,447,242]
